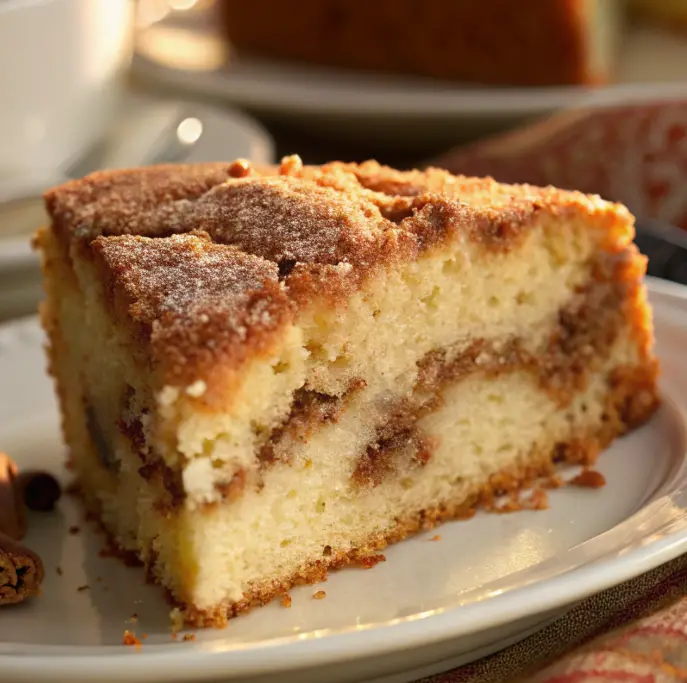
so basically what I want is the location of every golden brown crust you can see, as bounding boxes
[45,158,633,254]
[44,163,237,239]
[41,157,635,390]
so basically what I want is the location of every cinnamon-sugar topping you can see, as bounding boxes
[43,156,635,387]
[91,232,291,385]
[45,156,632,261]
[174,176,397,266]
[45,163,235,238]
[92,232,280,327]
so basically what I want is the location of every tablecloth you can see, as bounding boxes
[417,554,687,682]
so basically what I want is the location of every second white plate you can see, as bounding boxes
[133,19,687,148]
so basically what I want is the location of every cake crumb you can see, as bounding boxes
[68,525,80,535]
[485,490,522,513]
[77,584,90,592]
[183,633,196,641]
[429,534,441,541]
[227,158,253,178]
[484,486,549,514]
[56,566,63,576]
[492,500,521,514]
[357,553,386,569]
[128,613,139,624]
[313,590,327,600]
[122,630,142,647]
[542,474,564,489]
[570,468,606,489]
[280,154,303,175]
[524,488,549,510]
[280,594,292,608]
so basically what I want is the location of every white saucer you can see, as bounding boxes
[132,17,687,148]
[0,277,687,682]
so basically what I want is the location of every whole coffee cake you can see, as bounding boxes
[35,156,659,626]
[218,0,623,86]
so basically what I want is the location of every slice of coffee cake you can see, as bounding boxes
[36,156,659,626]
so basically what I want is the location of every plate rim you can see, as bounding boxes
[131,22,687,120]
[133,51,687,119]
[0,171,66,272]
[0,276,686,681]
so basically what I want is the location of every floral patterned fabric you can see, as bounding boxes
[432,100,687,230]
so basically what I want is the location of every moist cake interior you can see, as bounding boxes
[36,157,659,625]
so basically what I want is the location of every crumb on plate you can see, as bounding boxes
[570,468,606,489]
[357,554,386,569]
[122,630,142,647]
[524,487,549,510]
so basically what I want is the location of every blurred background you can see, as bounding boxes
[2,0,687,320]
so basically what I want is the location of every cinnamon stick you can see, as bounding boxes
[0,531,44,605]
[0,452,26,540]
[0,451,46,606]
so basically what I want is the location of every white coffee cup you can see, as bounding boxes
[0,0,134,176]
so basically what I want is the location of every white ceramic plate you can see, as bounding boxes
[132,18,687,148]
[1,278,687,683]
